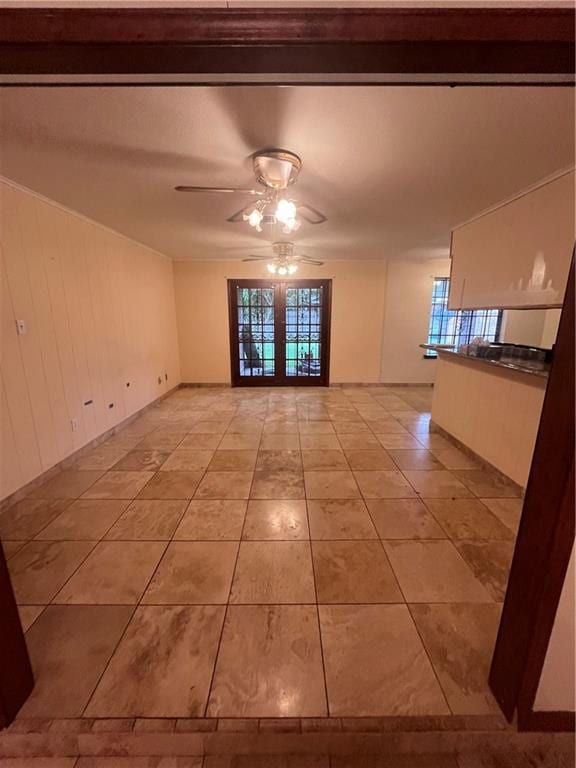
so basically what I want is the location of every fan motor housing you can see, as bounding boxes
[253,150,302,189]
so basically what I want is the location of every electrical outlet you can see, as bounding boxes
[16,319,27,335]
[70,418,79,432]
[158,376,162,385]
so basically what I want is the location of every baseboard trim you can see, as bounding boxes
[431,421,525,495]
[179,382,231,388]
[0,384,181,512]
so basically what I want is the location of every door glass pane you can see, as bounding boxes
[286,285,323,377]
[236,286,275,378]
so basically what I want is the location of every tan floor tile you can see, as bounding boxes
[143,541,238,604]
[308,499,376,540]
[251,470,305,500]
[453,470,522,499]
[207,450,257,471]
[105,499,187,540]
[354,470,417,499]
[411,603,502,715]
[344,449,396,471]
[35,499,129,540]
[2,540,26,558]
[403,470,473,499]
[259,433,300,451]
[298,421,335,435]
[299,434,340,450]
[456,540,515,601]
[376,433,423,450]
[230,541,315,604]
[227,418,264,434]
[333,421,372,435]
[430,446,481,470]
[219,433,261,450]
[263,420,299,434]
[112,450,170,471]
[388,450,443,471]
[319,604,450,716]
[83,471,154,500]
[367,499,446,540]
[243,500,309,540]
[384,541,493,603]
[423,499,514,541]
[304,471,360,500]
[8,541,96,604]
[0,499,72,540]
[256,450,303,472]
[72,445,129,471]
[207,605,327,717]
[27,470,105,500]
[86,605,225,717]
[313,541,402,603]
[336,434,381,450]
[18,604,45,632]
[195,471,253,500]
[54,541,166,604]
[175,500,246,540]
[188,420,230,434]
[20,605,133,717]
[163,450,215,471]
[138,471,204,500]
[480,498,523,534]
[135,432,187,451]
[180,433,223,450]
[302,450,349,471]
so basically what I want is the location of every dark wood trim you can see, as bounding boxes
[227,278,331,388]
[0,541,34,728]
[489,255,575,726]
[0,8,573,76]
[518,710,576,733]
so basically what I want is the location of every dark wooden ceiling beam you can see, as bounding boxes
[0,8,573,77]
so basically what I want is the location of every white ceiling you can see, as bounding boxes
[0,86,573,261]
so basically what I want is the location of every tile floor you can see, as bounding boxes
[1,385,524,722]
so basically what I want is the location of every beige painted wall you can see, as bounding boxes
[432,355,546,487]
[380,258,451,384]
[534,545,575,713]
[501,308,561,349]
[173,260,387,384]
[0,180,180,501]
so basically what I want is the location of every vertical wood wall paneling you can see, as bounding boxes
[0,181,181,501]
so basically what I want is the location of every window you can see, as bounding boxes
[425,277,502,358]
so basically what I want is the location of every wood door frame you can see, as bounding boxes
[228,278,332,388]
[0,5,574,729]
[489,255,575,732]
[0,8,574,81]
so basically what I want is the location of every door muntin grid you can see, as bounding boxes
[236,286,276,377]
[285,286,322,377]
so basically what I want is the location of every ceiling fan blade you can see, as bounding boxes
[297,204,327,225]
[227,202,257,223]
[298,256,325,266]
[175,186,262,194]
[242,256,270,262]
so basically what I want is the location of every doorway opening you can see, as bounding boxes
[228,279,332,387]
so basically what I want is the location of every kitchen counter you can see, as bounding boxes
[427,345,549,487]
[420,344,550,379]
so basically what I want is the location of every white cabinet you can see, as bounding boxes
[449,169,575,310]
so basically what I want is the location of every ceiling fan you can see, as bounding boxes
[242,242,324,275]
[175,149,327,235]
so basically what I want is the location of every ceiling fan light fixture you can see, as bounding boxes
[277,265,288,276]
[287,264,298,275]
[267,263,277,274]
[244,207,264,232]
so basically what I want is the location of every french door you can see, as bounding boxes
[228,279,332,386]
